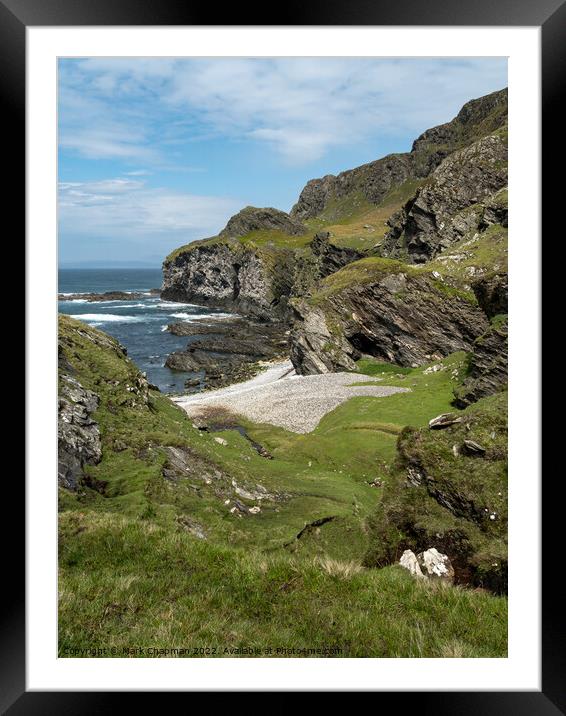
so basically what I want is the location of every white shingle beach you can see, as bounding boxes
[173,360,409,433]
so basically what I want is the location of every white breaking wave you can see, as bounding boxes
[111,302,148,309]
[156,301,202,309]
[74,314,143,323]
[170,312,232,320]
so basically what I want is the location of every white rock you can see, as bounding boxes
[399,550,424,578]
[214,437,228,446]
[248,506,261,514]
[429,413,463,430]
[417,548,455,582]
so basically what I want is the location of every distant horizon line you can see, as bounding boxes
[59,263,162,270]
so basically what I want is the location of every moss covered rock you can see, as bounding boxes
[364,392,508,593]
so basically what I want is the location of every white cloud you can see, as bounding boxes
[58,178,242,241]
[59,57,507,165]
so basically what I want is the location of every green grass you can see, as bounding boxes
[164,177,424,267]
[309,257,417,304]
[364,391,508,592]
[428,225,508,283]
[58,316,507,657]
[59,510,507,658]
[306,179,425,251]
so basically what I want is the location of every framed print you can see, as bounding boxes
[7,0,558,708]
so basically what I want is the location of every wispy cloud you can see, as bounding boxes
[58,178,242,241]
[58,57,507,262]
[59,57,507,166]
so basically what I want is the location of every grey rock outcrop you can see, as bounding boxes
[58,375,102,490]
[290,269,489,375]
[162,243,291,321]
[220,206,306,238]
[289,302,357,375]
[453,317,508,408]
[310,232,366,278]
[381,134,508,263]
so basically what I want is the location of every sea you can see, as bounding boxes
[58,268,233,393]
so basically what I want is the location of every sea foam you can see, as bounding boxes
[74,314,143,323]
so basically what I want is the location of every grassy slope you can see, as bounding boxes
[364,390,508,592]
[164,179,423,269]
[58,316,507,657]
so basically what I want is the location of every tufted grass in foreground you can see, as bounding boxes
[59,510,507,658]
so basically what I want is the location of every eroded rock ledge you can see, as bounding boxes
[290,266,489,375]
[165,316,289,391]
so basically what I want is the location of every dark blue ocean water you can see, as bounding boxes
[58,268,233,393]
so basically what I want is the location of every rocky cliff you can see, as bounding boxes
[162,208,301,321]
[381,133,508,263]
[290,259,489,375]
[290,88,507,222]
[162,88,508,323]
[58,315,150,491]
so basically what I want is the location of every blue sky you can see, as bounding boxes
[58,57,507,267]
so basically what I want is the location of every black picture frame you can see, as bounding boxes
[9,0,555,709]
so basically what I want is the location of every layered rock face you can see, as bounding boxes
[162,242,297,321]
[290,267,489,375]
[453,273,508,407]
[162,209,300,321]
[58,374,102,490]
[381,134,508,263]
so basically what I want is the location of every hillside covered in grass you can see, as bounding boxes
[59,87,509,659]
[58,315,507,657]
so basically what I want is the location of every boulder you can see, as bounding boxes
[429,413,463,430]
[417,548,455,582]
[399,550,424,578]
[462,439,486,456]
